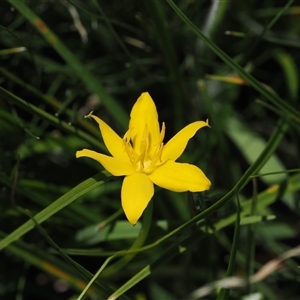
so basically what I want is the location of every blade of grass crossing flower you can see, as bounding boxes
[0,172,108,251]
[165,0,300,125]
[8,0,128,127]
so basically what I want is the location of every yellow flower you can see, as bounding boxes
[76,92,211,224]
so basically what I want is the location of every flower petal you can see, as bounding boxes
[162,121,209,161]
[129,92,160,155]
[121,173,154,225]
[76,149,134,176]
[149,160,211,192]
[89,114,126,158]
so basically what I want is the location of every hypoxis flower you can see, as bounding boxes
[76,92,211,224]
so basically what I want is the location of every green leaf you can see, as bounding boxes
[76,221,142,245]
[0,172,108,252]
[166,0,300,124]
[227,117,286,185]
[108,171,300,298]
[240,215,276,226]
[273,49,299,100]
[8,0,128,127]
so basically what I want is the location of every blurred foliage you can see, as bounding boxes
[1,0,300,299]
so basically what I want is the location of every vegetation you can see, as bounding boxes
[1,1,300,299]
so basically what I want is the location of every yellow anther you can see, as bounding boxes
[160,122,166,144]
[139,125,149,155]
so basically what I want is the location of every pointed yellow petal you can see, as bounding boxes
[89,114,126,158]
[76,149,134,176]
[149,160,211,192]
[121,173,154,225]
[162,121,209,161]
[129,92,160,155]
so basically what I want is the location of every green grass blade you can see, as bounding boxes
[8,0,128,127]
[0,66,101,136]
[70,118,290,261]
[227,117,286,185]
[108,171,300,298]
[0,86,105,151]
[1,231,130,300]
[107,232,203,300]
[165,0,300,124]
[0,172,107,251]
[154,118,288,244]
[217,197,241,300]
[0,231,99,297]
[273,49,299,100]
[241,0,294,62]
[145,0,185,129]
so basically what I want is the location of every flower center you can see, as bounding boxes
[123,123,165,174]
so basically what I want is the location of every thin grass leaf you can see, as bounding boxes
[225,31,300,48]
[166,0,300,124]
[108,171,300,299]
[0,86,106,151]
[8,0,128,127]
[273,49,299,100]
[0,46,26,55]
[145,0,185,130]
[0,172,108,251]
[217,197,241,300]
[227,117,286,185]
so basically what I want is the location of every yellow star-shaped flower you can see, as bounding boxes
[76,92,211,224]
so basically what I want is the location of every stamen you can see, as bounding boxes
[123,129,138,164]
[150,142,164,168]
[140,125,149,155]
[152,122,165,157]
[122,122,166,173]
[123,128,132,143]
[160,122,166,143]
